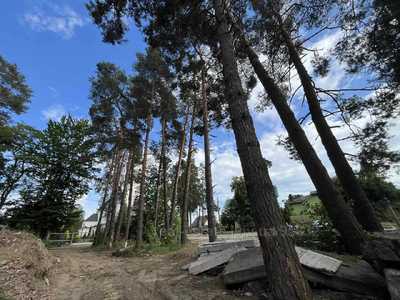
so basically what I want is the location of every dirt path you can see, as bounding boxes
[49,245,250,300]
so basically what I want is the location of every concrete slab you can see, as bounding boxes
[384,268,400,300]
[189,246,246,275]
[198,239,257,254]
[223,247,386,297]
[295,246,342,273]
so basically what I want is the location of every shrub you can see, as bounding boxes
[293,201,345,253]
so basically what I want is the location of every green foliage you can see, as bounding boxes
[89,62,142,157]
[294,201,344,253]
[336,174,400,222]
[0,123,38,209]
[5,116,97,238]
[221,176,256,232]
[113,242,182,257]
[356,121,400,178]
[161,229,177,245]
[178,160,206,214]
[360,176,400,209]
[161,216,181,245]
[0,55,31,127]
[144,223,160,245]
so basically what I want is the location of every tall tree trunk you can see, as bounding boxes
[212,1,312,299]
[231,18,366,254]
[93,186,110,246]
[275,16,382,232]
[106,149,125,248]
[123,151,136,246]
[169,105,190,227]
[114,151,132,242]
[201,67,217,242]
[161,118,170,230]
[136,113,153,248]
[154,149,163,230]
[94,153,116,245]
[181,102,196,245]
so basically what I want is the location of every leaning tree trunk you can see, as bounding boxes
[123,150,136,246]
[181,102,196,245]
[201,67,217,242]
[136,113,153,248]
[277,20,382,232]
[114,151,133,243]
[161,118,170,231]
[169,105,190,227]
[212,1,312,299]
[232,20,366,254]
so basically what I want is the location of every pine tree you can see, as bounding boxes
[250,0,382,232]
[181,100,197,244]
[87,1,312,297]
[0,55,31,128]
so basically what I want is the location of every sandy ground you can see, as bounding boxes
[48,242,253,300]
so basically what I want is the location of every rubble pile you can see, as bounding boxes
[184,238,400,299]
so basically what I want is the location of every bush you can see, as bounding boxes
[144,223,160,245]
[293,201,345,253]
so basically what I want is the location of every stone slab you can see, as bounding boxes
[385,268,400,300]
[223,247,386,297]
[198,239,257,254]
[189,246,246,275]
[295,246,342,273]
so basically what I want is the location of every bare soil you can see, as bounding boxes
[49,244,253,300]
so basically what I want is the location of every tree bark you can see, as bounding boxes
[169,105,190,228]
[181,102,196,245]
[114,151,132,242]
[106,149,125,248]
[233,20,366,254]
[94,153,116,246]
[123,150,136,245]
[276,17,382,232]
[201,67,217,242]
[161,117,170,231]
[154,148,163,230]
[212,1,312,299]
[136,113,153,248]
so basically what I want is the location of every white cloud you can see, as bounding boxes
[42,104,66,121]
[23,3,86,39]
[209,113,400,209]
[194,31,400,213]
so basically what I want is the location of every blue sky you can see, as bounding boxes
[2,0,399,219]
[1,0,146,129]
[0,0,147,216]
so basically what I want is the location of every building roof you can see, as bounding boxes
[287,195,306,205]
[85,213,98,222]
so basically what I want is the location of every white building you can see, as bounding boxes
[79,213,100,237]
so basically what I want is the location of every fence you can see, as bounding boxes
[46,232,93,247]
